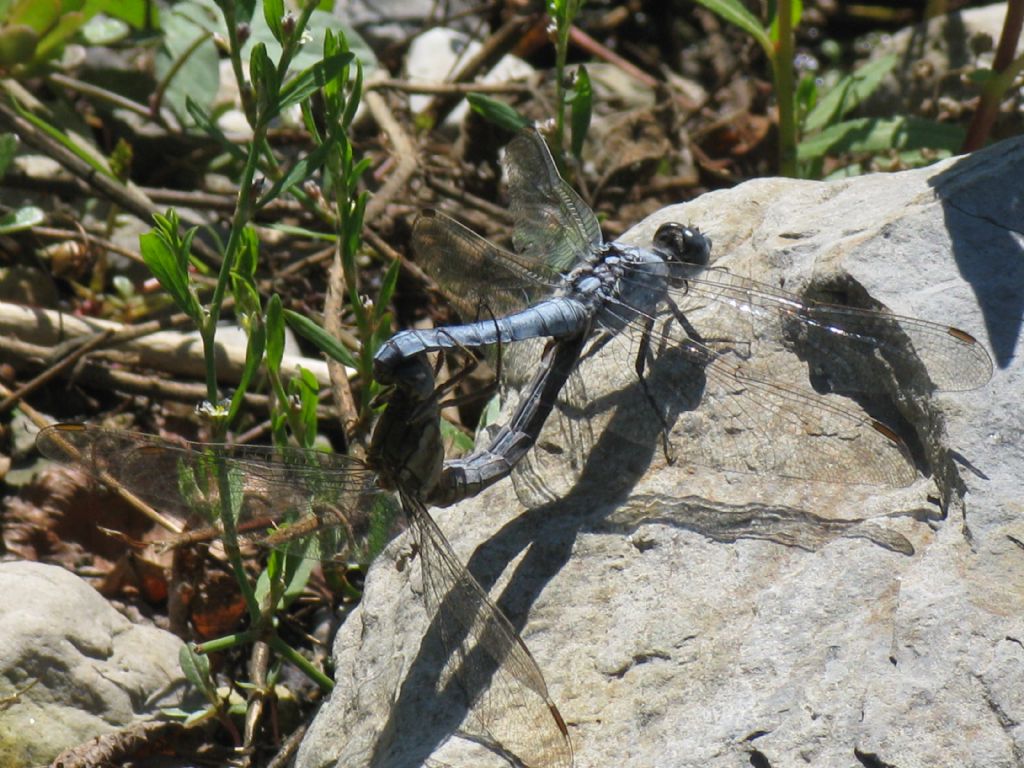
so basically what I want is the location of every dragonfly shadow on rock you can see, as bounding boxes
[377,368,916,763]
[358,363,676,768]
[785,273,977,514]
[466,338,919,632]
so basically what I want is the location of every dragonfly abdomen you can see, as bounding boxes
[373,296,593,379]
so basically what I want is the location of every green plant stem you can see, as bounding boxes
[198,0,325,640]
[152,29,213,126]
[217,464,262,621]
[47,73,152,119]
[202,123,266,405]
[220,2,254,126]
[268,634,334,691]
[773,0,797,176]
[193,627,262,654]
[552,20,571,157]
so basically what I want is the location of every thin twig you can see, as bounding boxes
[0,301,334,389]
[0,334,342,420]
[568,24,659,88]
[0,379,184,533]
[363,89,418,225]
[364,225,435,291]
[48,73,153,120]
[139,186,307,216]
[425,175,514,226]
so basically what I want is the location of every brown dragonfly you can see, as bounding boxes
[36,355,573,768]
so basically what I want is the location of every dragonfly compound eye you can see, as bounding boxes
[653,222,712,268]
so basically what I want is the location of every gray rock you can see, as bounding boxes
[0,561,187,768]
[298,136,1023,767]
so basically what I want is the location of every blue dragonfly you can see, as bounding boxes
[375,129,993,506]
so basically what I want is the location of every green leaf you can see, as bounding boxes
[967,68,997,86]
[10,97,111,178]
[249,42,279,117]
[292,366,319,442]
[156,7,219,126]
[797,116,965,161]
[795,73,817,125]
[284,309,359,369]
[476,391,503,431]
[280,546,316,605]
[35,11,91,62]
[340,58,363,130]
[253,552,278,610]
[234,225,259,280]
[179,643,216,700]
[803,54,897,134]
[230,276,260,325]
[568,65,592,160]
[268,223,336,241]
[466,93,528,132]
[440,417,474,454]
[227,316,264,423]
[372,259,401,326]
[8,0,59,33]
[693,0,772,54]
[262,0,284,42]
[96,0,157,29]
[139,224,201,321]
[265,294,285,372]
[212,0,254,24]
[0,205,43,233]
[277,51,354,112]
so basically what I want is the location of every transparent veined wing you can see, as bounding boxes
[412,209,559,320]
[399,490,574,768]
[35,424,403,565]
[504,130,602,273]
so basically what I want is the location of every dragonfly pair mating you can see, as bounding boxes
[39,129,992,768]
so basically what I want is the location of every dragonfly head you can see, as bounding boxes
[652,223,712,276]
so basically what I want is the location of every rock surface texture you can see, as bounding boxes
[0,560,186,768]
[298,136,1024,768]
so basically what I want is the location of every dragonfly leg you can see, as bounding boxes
[633,316,676,464]
[666,292,752,361]
[426,323,505,417]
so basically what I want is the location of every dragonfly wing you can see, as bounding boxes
[35,424,401,564]
[504,291,920,491]
[668,267,993,394]
[413,209,557,319]
[504,130,602,273]
[406,491,573,768]
[36,425,213,526]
